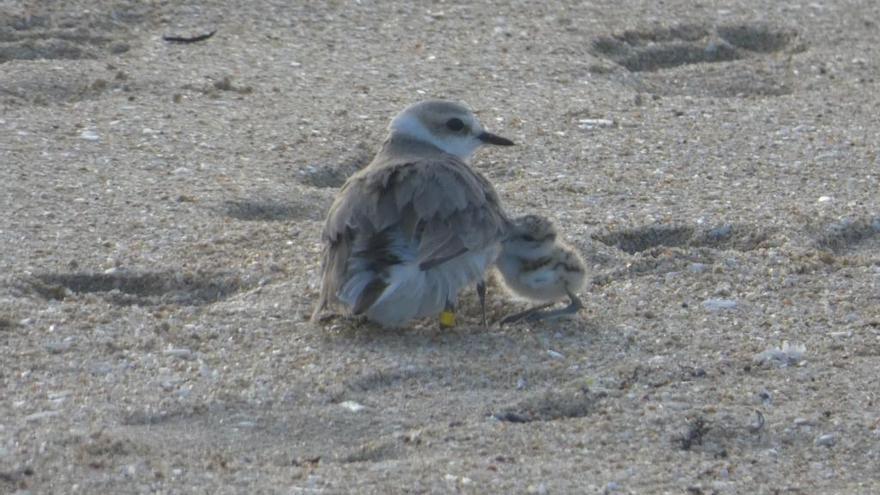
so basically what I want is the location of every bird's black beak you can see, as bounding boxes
[478,131,514,146]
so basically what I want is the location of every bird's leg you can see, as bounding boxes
[500,289,583,326]
[527,290,583,321]
[498,301,555,326]
[477,280,487,329]
[439,299,456,328]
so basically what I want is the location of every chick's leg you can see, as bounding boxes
[498,301,555,326]
[499,290,583,326]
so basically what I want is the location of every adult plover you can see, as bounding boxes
[495,214,588,324]
[312,100,514,328]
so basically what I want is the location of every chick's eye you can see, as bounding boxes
[446,118,465,131]
[521,235,536,242]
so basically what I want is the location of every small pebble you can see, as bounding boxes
[546,349,565,359]
[340,400,365,412]
[702,298,738,311]
[199,364,218,379]
[164,348,194,360]
[45,339,73,354]
[815,433,837,447]
[158,375,182,391]
[578,118,615,130]
[90,362,113,376]
[754,341,806,368]
[688,263,708,273]
[47,390,71,401]
[79,130,100,141]
[25,410,61,422]
[527,482,548,495]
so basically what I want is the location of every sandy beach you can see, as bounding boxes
[2,1,879,493]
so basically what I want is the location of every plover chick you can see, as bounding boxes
[495,214,587,325]
[312,100,514,328]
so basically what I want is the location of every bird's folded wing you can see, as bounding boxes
[397,157,508,268]
[323,156,508,270]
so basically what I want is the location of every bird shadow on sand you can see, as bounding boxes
[312,310,606,353]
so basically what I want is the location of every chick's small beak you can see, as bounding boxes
[477,131,514,146]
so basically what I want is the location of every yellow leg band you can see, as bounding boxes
[439,310,456,328]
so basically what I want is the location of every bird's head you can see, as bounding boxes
[503,214,558,258]
[388,100,514,159]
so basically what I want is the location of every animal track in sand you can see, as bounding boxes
[593,223,772,254]
[591,23,801,97]
[221,195,330,222]
[0,6,149,104]
[813,216,880,254]
[0,7,145,64]
[27,271,245,306]
[588,223,776,287]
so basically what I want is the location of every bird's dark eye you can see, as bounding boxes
[446,118,465,131]
[521,235,536,242]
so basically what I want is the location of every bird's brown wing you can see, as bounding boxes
[312,155,508,318]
